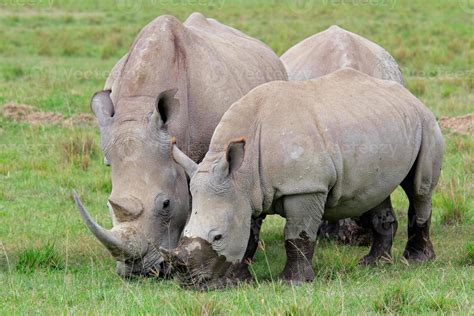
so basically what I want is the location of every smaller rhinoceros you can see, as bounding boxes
[281,25,405,244]
[166,69,444,289]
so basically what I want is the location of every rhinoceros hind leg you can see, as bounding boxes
[401,181,435,262]
[359,196,398,266]
[402,210,435,263]
[403,196,436,262]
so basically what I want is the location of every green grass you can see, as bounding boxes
[0,0,473,314]
[15,242,64,273]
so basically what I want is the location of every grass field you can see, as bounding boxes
[0,0,473,314]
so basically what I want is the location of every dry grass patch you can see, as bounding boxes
[439,114,473,136]
[1,103,96,126]
[61,134,98,170]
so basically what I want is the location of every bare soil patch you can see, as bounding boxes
[439,114,473,136]
[1,103,96,127]
[63,113,96,127]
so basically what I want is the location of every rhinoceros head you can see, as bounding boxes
[74,88,197,278]
[164,140,253,289]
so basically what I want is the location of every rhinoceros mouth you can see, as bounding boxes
[161,237,235,290]
[176,262,240,291]
[116,249,171,279]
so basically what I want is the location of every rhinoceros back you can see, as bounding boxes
[281,25,404,85]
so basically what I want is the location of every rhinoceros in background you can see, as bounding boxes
[167,69,443,289]
[73,12,287,278]
[281,25,405,244]
[281,25,404,84]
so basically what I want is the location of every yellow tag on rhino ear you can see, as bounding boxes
[231,137,246,144]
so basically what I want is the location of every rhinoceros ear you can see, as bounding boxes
[153,88,179,129]
[91,90,114,126]
[216,139,246,177]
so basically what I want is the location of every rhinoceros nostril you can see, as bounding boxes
[108,197,144,220]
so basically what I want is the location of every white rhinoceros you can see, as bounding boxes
[281,25,404,84]
[168,69,444,288]
[73,12,287,278]
[281,25,405,244]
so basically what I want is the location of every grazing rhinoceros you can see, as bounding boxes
[166,68,444,289]
[281,25,405,244]
[73,12,287,278]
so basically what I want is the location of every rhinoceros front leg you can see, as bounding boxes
[359,196,398,265]
[281,193,326,284]
[229,214,266,281]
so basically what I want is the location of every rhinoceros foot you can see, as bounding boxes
[403,218,436,263]
[280,237,316,285]
[228,261,254,282]
[403,241,436,263]
[359,253,393,266]
[318,219,372,246]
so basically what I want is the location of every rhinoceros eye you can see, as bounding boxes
[155,195,171,218]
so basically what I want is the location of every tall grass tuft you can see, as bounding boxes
[466,242,474,265]
[373,284,413,313]
[16,243,64,273]
[182,297,223,315]
[438,177,470,225]
[406,78,426,96]
[2,64,24,81]
[61,134,98,170]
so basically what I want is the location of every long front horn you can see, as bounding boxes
[172,144,198,177]
[72,190,134,261]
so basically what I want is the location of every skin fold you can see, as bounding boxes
[168,68,444,289]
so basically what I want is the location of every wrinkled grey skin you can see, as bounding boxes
[169,69,444,288]
[281,25,405,244]
[74,12,287,278]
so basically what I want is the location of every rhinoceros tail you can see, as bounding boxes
[403,113,444,225]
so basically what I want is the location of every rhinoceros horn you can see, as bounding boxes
[72,190,135,261]
[172,144,198,178]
